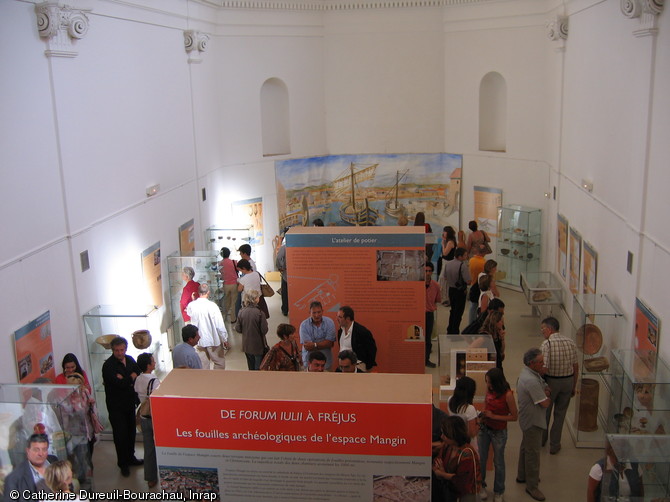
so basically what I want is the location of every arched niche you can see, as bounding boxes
[479,72,507,153]
[261,78,291,156]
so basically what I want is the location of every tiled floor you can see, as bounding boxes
[92,282,603,500]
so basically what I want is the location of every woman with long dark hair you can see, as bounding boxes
[479,311,506,369]
[447,376,478,451]
[477,368,517,501]
[55,353,90,392]
[433,415,482,501]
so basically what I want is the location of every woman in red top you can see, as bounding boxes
[476,368,518,502]
[433,415,481,501]
[54,353,91,392]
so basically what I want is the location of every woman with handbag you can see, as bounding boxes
[235,289,269,370]
[433,415,482,501]
[134,353,160,489]
[466,220,492,258]
[60,372,102,491]
[237,259,270,319]
[438,226,457,303]
[260,324,303,371]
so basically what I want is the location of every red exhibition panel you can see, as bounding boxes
[152,397,431,457]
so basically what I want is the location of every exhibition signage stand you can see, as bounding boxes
[286,226,426,373]
[152,370,432,501]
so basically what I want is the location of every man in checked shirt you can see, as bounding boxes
[539,316,578,455]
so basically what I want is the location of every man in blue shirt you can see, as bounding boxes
[299,301,336,370]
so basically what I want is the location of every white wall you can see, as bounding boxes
[323,8,446,154]
[557,0,668,354]
[2,0,669,383]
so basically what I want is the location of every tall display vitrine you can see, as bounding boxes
[83,305,165,434]
[567,293,626,447]
[166,251,220,345]
[0,383,89,487]
[496,205,541,288]
[604,434,670,501]
[607,349,669,436]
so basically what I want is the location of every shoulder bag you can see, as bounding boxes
[136,377,157,424]
[257,272,275,297]
[481,231,493,255]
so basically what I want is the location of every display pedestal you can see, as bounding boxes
[152,370,432,501]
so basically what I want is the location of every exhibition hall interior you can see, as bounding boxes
[1,0,669,500]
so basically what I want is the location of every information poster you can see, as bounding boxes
[14,311,55,383]
[232,197,264,245]
[179,219,195,255]
[142,241,163,307]
[474,186,502,237]
[634,298,660,354]
[568,228,582,294]
[557,214,568,281]
[286,227,425,374]
[583,241,598,294]
[152,371,432,502]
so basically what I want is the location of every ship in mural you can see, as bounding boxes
[274,153,462,230]
[384,170,409,218]
[333,163,379,226]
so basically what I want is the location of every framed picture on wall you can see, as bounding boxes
[557,214,568,281]
[634,298,660,355]
[568,228,582,294]
[583,241,597,294]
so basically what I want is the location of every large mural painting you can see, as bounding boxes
[275,153,462,230]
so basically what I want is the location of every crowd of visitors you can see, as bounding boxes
[1,225,629,502]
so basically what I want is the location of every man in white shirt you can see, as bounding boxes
[186,283,229,369]
[336,306,377,371]
[539,316,578,455]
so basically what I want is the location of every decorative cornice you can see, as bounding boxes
[621,0,664,37]
[546,14,567,52]
[208,0,485,10]
[35,2,90,58]
[184,30,210,64]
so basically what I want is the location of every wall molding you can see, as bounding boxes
[620,0,664,37]
[35,1,91,58]
[198,0,493,10]
[184,30,210,63]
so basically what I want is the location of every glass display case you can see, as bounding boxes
[82,305,167,433]
[166,251,220,345]
[604,434,670,501]
[520,271,563,316]
[438,334,496,403]
[607,350,669,436]
[0,383,87,488]
[497,205,541,289]
[205,226,253,254]
[566,293,626,447]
